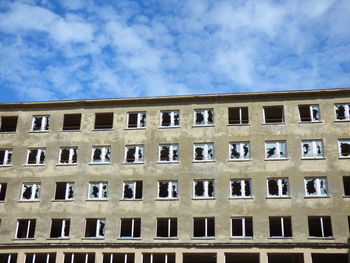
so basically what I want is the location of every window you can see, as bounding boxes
[299,105,320,122]
[59,147,77,164]
[193,143,214,161]
[62,114,81,130]
[0,149,12,166]
[156,218,177,238]
[120,218,141,238]
[94,113,113,129]
[301,140,324,158]
[338,140,350,158]
[193,180,214,199]
[85,218,105,238]
[88,182,108,200]
[230,179,252,198]
[0,116,18,132]
[160,110,180,127]
[50,219,70,238]
[25,253,56,263]
[194,109,214,125]
[308,216,333,237]
[64,253,95,263]
[21,183,40,201]
[55,182,74,200]
[269,217,292,237]
[143,254,175,263]
[125,145,144,163]
[267,178,289,197]
[31,115,49,131]
[343,176,350,196]
[334,104,350,120]
[264,106,284,123]
[228,107,249,124]
[0,254,17,263]
[158,181,178,199]
[229,142,250,160]
[103,253,135,263]
[123,181,143,200]
[231,217,253,238]
[26,148,45,165]
[159,144,179,162]
[265,141,287,159]
[16,219,36,238]
[193,217,215,238]
[127,112,146,128]
[305,177,328,196]
[0,183,7,201]
[91,146,111,163]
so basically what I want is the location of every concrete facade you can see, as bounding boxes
[0,88,349,263]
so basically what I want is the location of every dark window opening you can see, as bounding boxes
[299,105,320,122]
[183,253,216,263]
[231,218,253,237]
[311,253,348,263]
[158,182,168,198]
[128,112,146,128]
[25,253,56,263]
[264,106,284,123]
[195,181,204,196]
[160,146,170,161]
[225,253,259,263]
[120,218,141,238]
[55,182,74,200]
[64,253,95,263]
[16,219,36,238]
[0,116,18,132]
[85,219,105,238]
[143,253,175,263]
[308,216,332,237]
[268,253,304,263]
[157,218,177,237]
[128,113,138,128]
[0,150,12,165]
[340,142,350,157]
[95,113,113,129]
[103,253,135,263]
[50,219,70,238]
[0,254,17,263]
[0,183,7,201]
[27,149,45,164]
[228,107,249,124]
[335,105,346,120]
[343,177,350,196]
[268,180,279,196]
[193,218,214,237]
[161,112,171,126]
[269,217,292,237]
[126,147,136,162]
[63,114,81,130]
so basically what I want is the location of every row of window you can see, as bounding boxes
[1,139,349,166]
[0,103,349,133]
[12,215,342,240]
[1,176,349,202]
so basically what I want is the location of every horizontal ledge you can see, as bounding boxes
[227,124,250,126]
[158,126,181,129]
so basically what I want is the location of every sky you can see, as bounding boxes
[0,0,350,103]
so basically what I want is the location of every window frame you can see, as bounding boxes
[127,112,146,129]
[265,141,287,159]
[160,110,180,127]
[269,216,293,238]
[0,183,7,201]
[0,149,13,166]
[231,217,253,238]
[20,183,41,201]
[31,115,50,132]
[334,104,350,121]
[267,178,290,198]
[156,218,177,238]
[54,182,74,201]
[193,217,215,238]
[122,181,143,200]
[26,148,46,165]
[85,218,105,238]
[298,105,321,122]
[50,218,70,239]
[229,142,251,160]
[124,145,144,163]
[158,144,179,162]
[58,147,78,165]
[193,143,215,162]
[157,181,178,199]
[193,109,215,126]
[120,218,141,239]
[301,140,324,159]
[304,177,329,197]
[91,146,111,163]
[338,139,350,158]
[230,179,252,198]
[263,106,285,124]
[15,219,36,239]
[228,107,249,125]
[88,182,108,200]
[94,112,113,130]
[308,216,333,238]
[193,180,215,199]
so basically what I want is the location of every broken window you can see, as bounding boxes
[55,182,74,200]
[338,140,350,158]
[193,143,215,161]
[103,253,135,263]
[159,144,179,162]
[305,177,328,196]
[299,105,320,122]
[0,183,7,201]
[143,253,175,263]
[31,115,50,131]
[123,181,143,200]
[0,254,17,263]
[230,179,252,198]
[0,149,12,166]
[264,106,284,123]
[64,253,95,263]
[158,181,178,199]
[265,141,287,159]
[85,218,105,238]
[334,104,350,121]
[59,147,78,164]
[160,110,180,127]
[26,148,45,165]
[228,107,249,124]
[229,142,250,160]
[156,218,177,238]
[50,219,70,238]
[91,146,111,163]
[343,176,350,196]
[120,218,141,238]
[16,219,36,238]
[94,113,113,129]
[308,216,333,237]
[21,183,40,201]
[193,217,215,238]
[194,109,214,125]
[25,253,56,263]
[127,112,146,128]
[88,182,108,200]
[267,178,289,197]
[194,180,215,198]
[269,217,292,237]
[0,116,18,132]
[62,114,81,130]
[125,145,144,163]
[231,217,253,237]
[301,140,324,158]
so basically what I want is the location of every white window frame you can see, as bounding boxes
[26,148,45,165]
[159,144,179,162]
[228,107,249,125]
[88,182,108,200]
[15,219,35,239]
[2,254,14,263]
[265,141,287,159]
[299,105,320,122]
[193,180,215,199]
[156,218,177,238]
[231,217,253,238]
[334,104,350,121]
[58,147,77,164]
[229,142,250,160]
[338,139,350,158]
[25,253,53,263]
[230,179,252,198]
[91,146,111,163]
[55,182,74,200]
[193,217,214,238]
[127,112,146,128]
[304,177,328,197]
[269,217,292,237]
[86,218,105,238]
[194,109,214,125]
[160,110,180,127]
[157,181,178,199]
[145,254,174,263]
[301,140,324,159]
[308,216,333,238]
[267,178,289,197]
[31,115,49,131]
[120,218,140,238]
[51,218,70,238]
[122,181,142,200]
[193,143,215,161]
[0,149,12,166]
[20,183,40,201]
[124,145,144,163]
[104,254,131,263]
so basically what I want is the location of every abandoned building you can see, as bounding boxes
[0,88,349,263]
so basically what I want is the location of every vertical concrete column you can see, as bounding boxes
[259,251,268,263]
[55,250,65,263]
[216,251,225,263]
[134,251,142,263]
[95,251,103,263]
[16,251,26,263]
[175,251,183,263]
[303,252,312,263]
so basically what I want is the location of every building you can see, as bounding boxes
[0,88,349,263]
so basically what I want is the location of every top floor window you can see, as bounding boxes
[334,104,350,121]
[127,112,146,128]
[94,113,113,129]
[62,114,81,130]
[228,107,248,125]
[31,116,49,131]
[299,105,320,122]
[194,109,214,126]
[160,111,180,127]
[0,116,18,132]
[264,106,284,123]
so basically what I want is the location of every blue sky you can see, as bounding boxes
[0,0,350,102]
